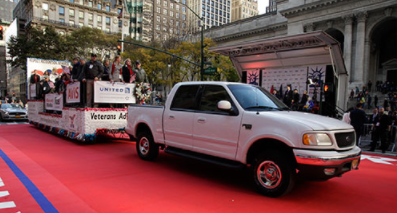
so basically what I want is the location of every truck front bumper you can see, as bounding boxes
[293,146,361,179]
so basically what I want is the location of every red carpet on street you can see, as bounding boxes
[0,124,396,213]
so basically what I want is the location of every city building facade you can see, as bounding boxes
[189,0,231,31]
[0,0,19,23]
[231,0,258,22]
[205,0,397,110]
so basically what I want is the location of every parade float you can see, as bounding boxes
[26,58,151,142]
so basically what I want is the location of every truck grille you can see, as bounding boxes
[334,132,355,148]
[9,112,25,115]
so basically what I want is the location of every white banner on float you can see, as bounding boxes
[66,82,81,103]
[94,81,136,104]
[30,84,37,98]
[45,93,63,111]
[262,66,307,94]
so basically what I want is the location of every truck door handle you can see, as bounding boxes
[197,117,206,123]
[169,115,175,119]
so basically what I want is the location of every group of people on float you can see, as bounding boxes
[30,54,149,108]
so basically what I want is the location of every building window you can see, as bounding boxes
[106,28,110,33]
[59,6,65,15]
[106,17,110,25]
[176,5,179,10]
[98,16,102,23]
[118,20,122,27]
[170,28,173,34]
[43,15,49,20]
[176,21,179,26]
[88,13,93,21]
[118,9,122,15]
[182,0,186,4]
[157,0,160,4]
[70,0,74,3]
[79,23,83,27]
[163,34,167,41]
[106,5,110,12]
[69,20,75,25]
[182,14,186,20]
[79,0,83,5]
[163,9,167,15]
[157,7,160,13]
[88,1,93,7]
[98,3,102,10]
[79,11,84,19]
[70,9,75,16]
[170,19,173,25]
[164,1,167,7]
[42,3,48,10]
[176,13,179,18]
[156,24,160,30]
[97,27,102,30]
[163,17,167,24]
[88,24,93,28]
[163,27,167,32]
[170,3,173,9]
[59,18,65,23]
[182,7,186,13]
[157,16,160,22]
[170,11,173,17]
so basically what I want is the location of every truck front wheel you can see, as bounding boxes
[136,131,159,161]
[252,151,296,197]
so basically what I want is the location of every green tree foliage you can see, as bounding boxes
[7,26,119,70]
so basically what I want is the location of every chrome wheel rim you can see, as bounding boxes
[257,161,282,189]
[139,137,149,155]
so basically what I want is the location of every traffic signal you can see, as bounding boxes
[117,45,121,55]
[324,85,329,92]
[324,83,333,92]
[0,26,3,40]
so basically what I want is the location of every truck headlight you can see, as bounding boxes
[303,133,332,146]
[5,111,9,115]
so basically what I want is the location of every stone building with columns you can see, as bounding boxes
[205,0,397,99]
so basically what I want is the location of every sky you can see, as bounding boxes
[258,0,270,15]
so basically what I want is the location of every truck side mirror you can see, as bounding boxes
[217,100,232,111]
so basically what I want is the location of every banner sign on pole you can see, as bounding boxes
[30,84,37,98]
[45,93,64,111]
[94,81,136,104]
[66,82,81,103]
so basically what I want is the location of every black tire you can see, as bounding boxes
[136,130,159,161]
[251,151,296,197]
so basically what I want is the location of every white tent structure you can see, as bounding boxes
[211,31,349,111]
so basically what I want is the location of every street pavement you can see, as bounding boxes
[0,121,28,125]
[0,124,396,213]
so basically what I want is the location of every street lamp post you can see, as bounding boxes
[172,0,205,81]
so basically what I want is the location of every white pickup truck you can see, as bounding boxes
[126,82,361,197]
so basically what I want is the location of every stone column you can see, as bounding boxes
[343,15,353,82]
[353,12,367,86]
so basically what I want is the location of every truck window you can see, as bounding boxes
[171,85,200,110]
[198,85,233,112]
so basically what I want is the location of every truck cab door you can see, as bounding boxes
[163,85,200,150]
[192,85,242,160]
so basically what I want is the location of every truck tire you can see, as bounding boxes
[252,151,296,197]
[136,130,159,161]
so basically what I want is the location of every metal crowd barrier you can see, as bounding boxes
[360,123,396,152]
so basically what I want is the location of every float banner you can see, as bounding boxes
[66,82,81,103]
[68,109,79,132]
[308,65,326,101]
[94,81,136,104]
[45,93,64,111]
[30,84,37,98]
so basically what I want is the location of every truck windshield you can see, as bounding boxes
[227,84,289,111]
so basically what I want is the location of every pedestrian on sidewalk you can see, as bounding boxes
[374,95,378,108]
[367,94,372,109]
[369,106,391,153]
[350,103,367,146]
[368,80,372,92]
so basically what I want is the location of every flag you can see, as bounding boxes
[118,8,123,19]
[270,85,274,94]
[279,84,283,99]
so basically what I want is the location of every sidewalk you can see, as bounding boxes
[359,141,397,157]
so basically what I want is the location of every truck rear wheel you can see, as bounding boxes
[252,151,296,197]
[136,131,159,161]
